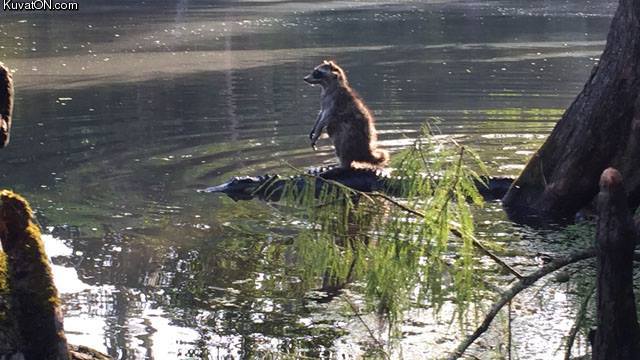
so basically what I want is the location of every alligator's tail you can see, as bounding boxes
[0,63,14,148]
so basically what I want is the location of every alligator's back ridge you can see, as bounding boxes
[201,166,513,203]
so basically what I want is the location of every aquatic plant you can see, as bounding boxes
[271,124,491,344]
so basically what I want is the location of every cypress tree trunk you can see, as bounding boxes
[503,0,640,221]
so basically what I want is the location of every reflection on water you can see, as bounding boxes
[0,0,615,358]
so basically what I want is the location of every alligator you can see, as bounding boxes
[200,166,514,202]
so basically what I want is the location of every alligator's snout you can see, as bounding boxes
[199,176,268,201]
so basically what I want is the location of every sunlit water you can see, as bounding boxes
[0,1,616,359]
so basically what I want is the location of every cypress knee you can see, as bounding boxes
[593,168,640,359]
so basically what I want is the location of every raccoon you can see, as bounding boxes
[304,60,389,168]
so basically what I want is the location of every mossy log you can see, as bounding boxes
[0,191,111,360]
[0,190,70,360]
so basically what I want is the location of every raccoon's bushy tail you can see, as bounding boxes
[371,148,390,166]
[0,63,14,148]
[353,148,390,169]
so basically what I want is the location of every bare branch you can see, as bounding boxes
[447,248,596,360]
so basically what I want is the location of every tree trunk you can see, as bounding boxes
[0,63,13,148]
[593,168,640,359]
[503,0,640,221]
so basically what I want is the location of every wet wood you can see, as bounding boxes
[593,168,640,360]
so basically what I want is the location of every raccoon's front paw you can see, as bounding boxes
[310,140,318,151]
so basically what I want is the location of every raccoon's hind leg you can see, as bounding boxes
[337,149,354,169]
[339,159,353,169]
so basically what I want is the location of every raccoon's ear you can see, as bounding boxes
[329,63,343,79]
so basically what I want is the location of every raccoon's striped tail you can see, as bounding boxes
[0,63,14,148]
[370,148,390,166]
[352,148,390,169]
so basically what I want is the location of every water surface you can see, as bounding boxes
[0,1,615,358]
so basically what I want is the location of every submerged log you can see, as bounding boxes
[593,168,640,359]
[0,63,13,148]
[503,0,640,222]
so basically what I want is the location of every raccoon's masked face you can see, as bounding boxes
[304,61,338,86]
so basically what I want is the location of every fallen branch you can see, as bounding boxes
[450,226,524,279]
[446,247,596,360]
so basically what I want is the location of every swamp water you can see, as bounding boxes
[0,0,617,359]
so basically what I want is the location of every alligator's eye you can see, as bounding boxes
[312,69,323,78]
